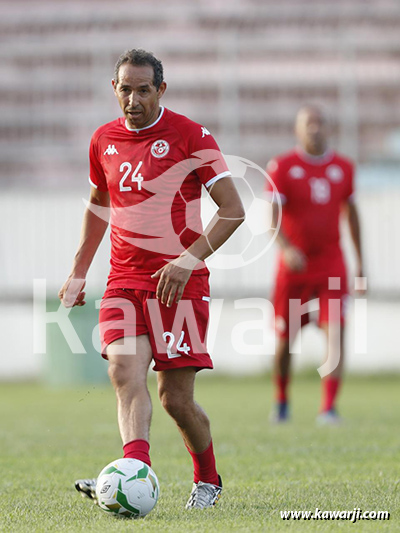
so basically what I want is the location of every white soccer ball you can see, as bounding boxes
[96,458,159,518]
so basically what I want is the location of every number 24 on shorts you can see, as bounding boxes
[162,331,191,359]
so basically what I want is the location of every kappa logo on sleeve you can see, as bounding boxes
[201,126,211,138]
[104,144,119,156]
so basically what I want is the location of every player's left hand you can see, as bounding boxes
[354,267,367,296]
[151,258,194,307]
[59,277,86,307]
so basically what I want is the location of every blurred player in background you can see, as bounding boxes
[266,105,364,424]
[59,49,244,508]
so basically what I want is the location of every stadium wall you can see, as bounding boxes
[1,297,400,380]
[1,175,399,379]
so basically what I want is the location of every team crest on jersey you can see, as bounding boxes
[326,165,343,183]
[288,165,305,179]
[151,140,170,158]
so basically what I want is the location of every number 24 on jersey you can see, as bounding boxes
[119,161,144,192]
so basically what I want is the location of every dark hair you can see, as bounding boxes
[114,49,164,89]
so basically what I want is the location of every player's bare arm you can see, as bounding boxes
[344,199,365,293]
[59,187,110,307]
[152,177,245,307]
[271,202,306,272]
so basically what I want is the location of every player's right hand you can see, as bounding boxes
[282,246,307,272]
[58,277,86,308]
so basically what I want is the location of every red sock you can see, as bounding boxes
[275,375,289,404]
[186,440,219,486]
[322,377,341,412]
[123,439,151,466]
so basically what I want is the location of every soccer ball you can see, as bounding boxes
[96,458,159,518]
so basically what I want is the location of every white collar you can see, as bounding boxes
[296,146,334,165]
[124,106,165,132]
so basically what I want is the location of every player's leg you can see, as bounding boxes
[158,367,212,455]
[157,368,222,508]
[75,335,153,502]
[318,322,345,423]
[101,290,153,463]
[271,335,292,422]
[271,273,292,422]
[271,273,309,422]
[145,294,220,508]
[107,335,153,464]
[75,289,152,501]
[317,275,348,423]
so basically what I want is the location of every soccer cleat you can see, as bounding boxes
[270,402,289,423]
[185,475,223,509]
[74,478,98,503]
[316,408,342,426]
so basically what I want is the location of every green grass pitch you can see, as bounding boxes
[0,374,399,532]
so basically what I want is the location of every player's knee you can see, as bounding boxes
[159,389,177,414]
[159,389,188,421]
[108,360,131,389]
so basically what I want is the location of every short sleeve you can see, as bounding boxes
[265,158,287,204]
[188,125,231,188]
[89,134,108,191]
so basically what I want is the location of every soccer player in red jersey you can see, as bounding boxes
[266,105,364,424]
[59,49,245,508]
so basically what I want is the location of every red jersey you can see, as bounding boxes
[266,148,354,276]
[89,106,231,297]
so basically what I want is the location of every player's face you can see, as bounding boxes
[295,108,328,156]
[112,63,166,130]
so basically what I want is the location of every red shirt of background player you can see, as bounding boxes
[266,147,354,282]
